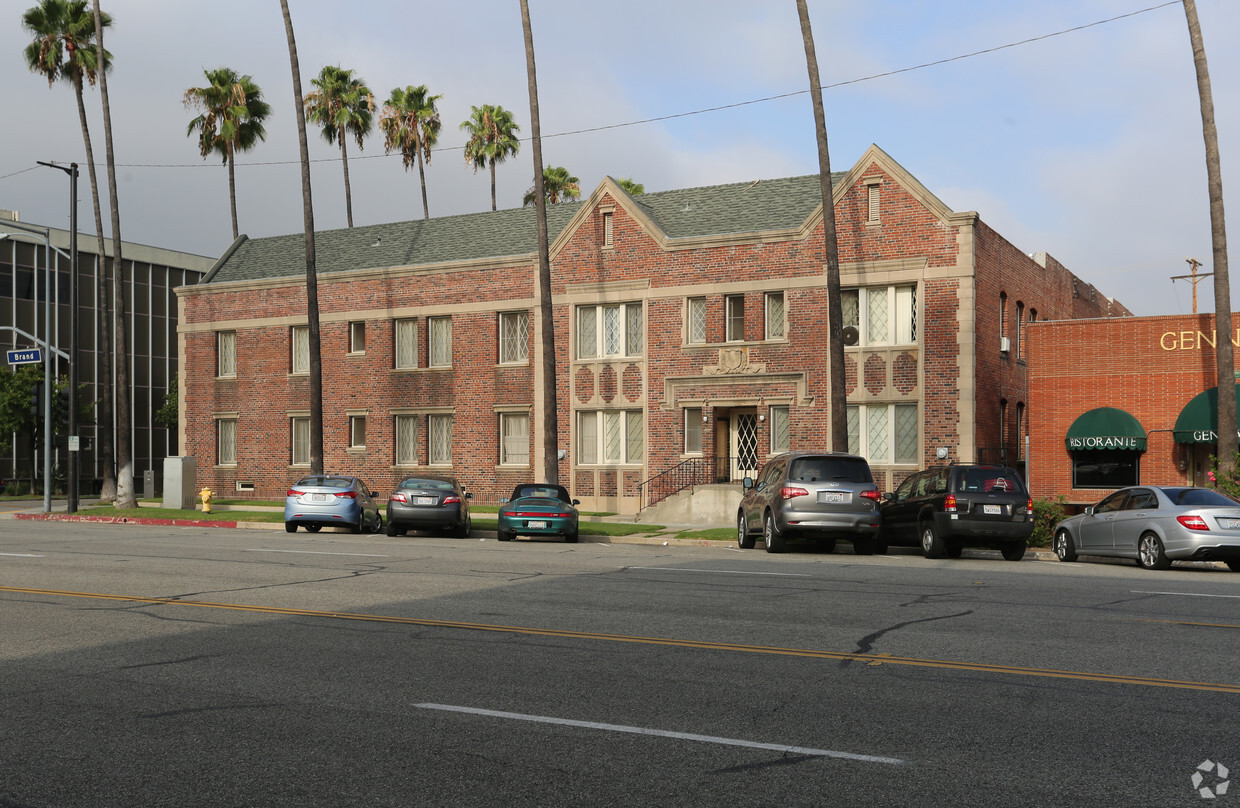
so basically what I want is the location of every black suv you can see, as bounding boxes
[879,464,1033,560]
[737,451,882,554]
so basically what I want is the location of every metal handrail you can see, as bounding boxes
[636,456,737,511]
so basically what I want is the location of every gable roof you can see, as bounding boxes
[202,170,851,285]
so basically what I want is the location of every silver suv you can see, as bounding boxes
[737,451,882,554]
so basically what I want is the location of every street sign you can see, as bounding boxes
[7,348,41,365]
[68,436,80,452]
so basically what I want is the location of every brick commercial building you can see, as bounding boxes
[1027,312,1239,507]
[177,145,1127,512]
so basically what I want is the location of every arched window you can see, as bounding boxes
[1015,301,1024,358]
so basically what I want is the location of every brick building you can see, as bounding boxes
[177,145,1127,511]
[1027,312,1237,507]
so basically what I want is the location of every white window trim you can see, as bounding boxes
[576,302,643,360]
[348,414,367,451]
[428,413,453,465]
[725,295,745,342]
[217,331,236,379]
[215,414,238,467]
[394,412,419,466]
[349,321,366,355]
[395,318,418,370]
[846,403,918,465]
[499,411,531,467]
[499,310,530,365]
[683,407,703,455]
[764,291,785,341]
[291,325,309,375]
[687,297,707,345]
[290,414,311,467]
[842,285,917,348]
[576,409,644,466]
[429,316,452,368]
[769,405,791,454]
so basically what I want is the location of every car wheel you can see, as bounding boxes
[1138,532,1171,570]
[565,530,579,544]
[1226,560,1240,572]
[1054,528,1078,562]
[1001,541,1026,562]
[305,525,321,533]
[944,543,963,559]
[350,520,363,535]
[372,514,384,534]
[852,536,875,555]
[387,520,399,537]
[920,522,946,559]
[285,522,297,533]
[456,517,472,539]
[498,531,513,542]
[818,537,836,554]
[737,512,755,549]
[874,532,888,555]
[763,512,785,553]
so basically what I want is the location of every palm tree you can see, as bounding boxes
[461,104,521,211]
[305,65,373,228]
[279,0,324,476]
[1182,0,1235,476]
[379,84,442,220]
[184,68,270,240]
[617,177,644,195]
[796,0,847,454]
[91,0,135,508]
[523,165,580,206]
[519,0,559,485]
[22,0,117,501]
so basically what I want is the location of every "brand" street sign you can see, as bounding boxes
[6,348,42,365]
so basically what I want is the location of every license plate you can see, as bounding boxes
[1219,518,1240,530]
[527,520,547,529]
[982,505,1002,515]
[312,493,326,502]
[415,497,436,506]
[820,491,848,504]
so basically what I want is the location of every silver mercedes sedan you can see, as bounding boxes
[1052,486,1240,571]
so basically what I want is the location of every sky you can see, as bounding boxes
[1,0,1237,318]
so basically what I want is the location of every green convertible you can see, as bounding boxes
[497,484,581,543]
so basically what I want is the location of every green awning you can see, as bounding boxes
[1065,407,1147,451]
[1174,384,1240,444]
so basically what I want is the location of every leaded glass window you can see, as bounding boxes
[688,297,706,344]
[765,292,785,339]
[395,319,417,369]
[429,414,452,464]
[499,311,529,364]
[429,317,452,367]
[395,415,418,464]
[291,326,309,374]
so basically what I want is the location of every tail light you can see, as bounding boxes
[286,489,304,497]
[512,511,570,518]
[389,492,407,503]
[945,494,958,513]
[443,495,461,504]
[780,486,809,500]
[860,490,881,502]
[334,490,358,499]
[1177,515,1210,531]
[1026,498,1033,513]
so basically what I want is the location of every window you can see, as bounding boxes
[499,311,530,364]
[1014,302,1024,358]
[765,292,785,340]
[1072,450,1139,488]
[395,414,418,465]
[866,183,880,223]
[684,408,703,454]
[217,331,236,378]
[576,303,643,359]
[349,321,365,353]
[999,292,1007,343]
[429,316,452,367]
[577,410,644,465]
[349,415,366,449]
[429,414,453,464]
[1016,403,1026,460]
[217,418,237,465]
[603,211,614,247]
[770,405,790,454]
[841,286,917,346]
[500,413,529,466]
[291,325,309,374]
[725,295,745,342]
[395,319,418,369]
[291,416,310,465]
[687,297,707,344]
[847,403,918,464]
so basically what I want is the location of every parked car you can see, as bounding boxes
[284,474,382,534]
[386,474,472,537]
[1053,486,1240,571]
[736,451,882,554]
[497,484,581,543]
[879,464,1032,561]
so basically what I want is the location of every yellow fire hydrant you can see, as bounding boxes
[200,487,214,514]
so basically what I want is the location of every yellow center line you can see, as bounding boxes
[5,584,1240,694]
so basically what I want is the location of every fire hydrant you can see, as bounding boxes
[200,487,214,514]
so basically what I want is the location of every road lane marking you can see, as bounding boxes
[630,567,812,577]
[1137,618,1240,629]
[0,552,43,557]
[416,702,904,764]
[244,549,389,557]
[1132,590,1240,599]
[3,584,1239,694]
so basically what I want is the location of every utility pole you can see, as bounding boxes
[1172,257,1213,314]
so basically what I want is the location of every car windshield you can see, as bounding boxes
[401,478,455,491]
[1162,487,1240,507]
[296,476,352,489]
[788,457,872,483]
[514,485,571,502]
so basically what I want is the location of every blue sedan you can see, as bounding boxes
[285,474,382,534]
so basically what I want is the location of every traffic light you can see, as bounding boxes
[29,382,43,420]
[53,386,71,425]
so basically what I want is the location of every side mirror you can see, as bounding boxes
[572,499,581,505]
[742,476,754,489]
[883,492,895,501]
[500,497,510,504]
[465,492,473,499]
[1085,506,1094,516]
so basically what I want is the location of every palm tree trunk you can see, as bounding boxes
[227,147,240,241]
[1183,0,1235,475]
[280,0,324,475]
[520,0,559,486]
[489,160,498,212]
[796,0,847,453]
[94,0,134,508]
[71,72,116,502]
[416,147,430,220]
[339,131,353,228]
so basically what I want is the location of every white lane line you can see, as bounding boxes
[631,566,811,577]
[1133,590,1240,599]
[417,702,903,764]
[245,549,389,557]
[0,552,43,557]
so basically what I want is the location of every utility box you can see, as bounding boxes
[143,469,157,500]
[162,456,197,510]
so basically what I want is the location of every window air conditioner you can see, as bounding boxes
[999,336,1011,353]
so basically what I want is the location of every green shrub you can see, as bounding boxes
[1030,496,1067,546]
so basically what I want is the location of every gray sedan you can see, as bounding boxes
[1053,486,1240,571]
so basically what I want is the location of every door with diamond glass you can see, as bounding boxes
[731,411,759,480]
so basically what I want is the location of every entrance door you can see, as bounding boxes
[731,411,759,480]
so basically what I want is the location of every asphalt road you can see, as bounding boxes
[2,520,1239,807]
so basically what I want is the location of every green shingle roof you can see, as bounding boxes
[202,172,848,285]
